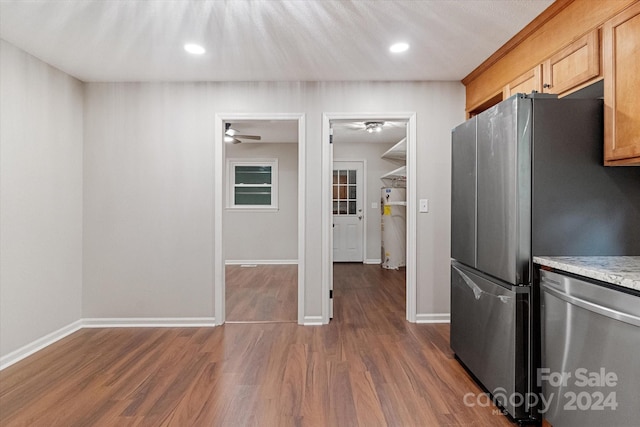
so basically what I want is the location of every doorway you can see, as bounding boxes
[214,114,306,325]
[322,113,417,323]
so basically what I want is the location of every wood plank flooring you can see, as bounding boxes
[225,265,297,322]
[0,264,516,426]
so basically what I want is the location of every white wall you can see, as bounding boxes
[224,142,298,262]
[333,141,401,262]
[82,83,215,318]
[83,81,465,320]
[0,40,83,358]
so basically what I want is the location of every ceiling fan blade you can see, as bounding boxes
[232,138,242,144]
[233,134,261,140]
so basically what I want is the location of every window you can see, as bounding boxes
[332,168,357,215]
[227,159,278,209]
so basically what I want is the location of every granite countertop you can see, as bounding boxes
[533,256,640,291]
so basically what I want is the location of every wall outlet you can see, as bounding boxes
[419,199,429,213]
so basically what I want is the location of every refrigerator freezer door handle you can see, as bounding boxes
[453,265,512,303]
[453,265,484,300]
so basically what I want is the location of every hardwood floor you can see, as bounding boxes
[0,264,516,426]
[225,265,297,322]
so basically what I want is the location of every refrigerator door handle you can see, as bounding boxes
[453,265,513,303]
[452,265,483,300]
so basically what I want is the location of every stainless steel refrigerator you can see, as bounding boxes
[450,93,640,422]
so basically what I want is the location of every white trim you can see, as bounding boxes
[224,208,278,213]
[225,259,298,265]
[297,115,306,326]
[302,316,324,325]
[364,259,382,264]
[321,114,332,322]
[0,318,218,371]
[0,320,83,370]
[415,313,451,324]
[215,113,306,326]
[226,158,279,209]
[322,113,417,324]
[405,114,417,323]
[214,116,225,325]
[82,317,217,328]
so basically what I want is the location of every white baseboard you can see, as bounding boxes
[415,313,450,324]
[225,259,298,265]
[82,317,217,328]
[364,259,382,264]
[0,319,83,371]
[0,317,218,371]
[302,315,324,325]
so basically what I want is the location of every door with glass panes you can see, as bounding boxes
[333,161,364,262]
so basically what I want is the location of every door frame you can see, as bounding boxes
[332,159,367,263]
[214,113,306,325]
[322,112,417,323]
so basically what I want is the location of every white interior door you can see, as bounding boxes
[333,161,364,262]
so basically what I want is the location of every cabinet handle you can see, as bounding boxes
[543,83,552,89]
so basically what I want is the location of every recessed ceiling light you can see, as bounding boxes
[184,43,206,55]
[390,42,409,53]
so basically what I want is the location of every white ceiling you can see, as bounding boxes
[0,0,553,83]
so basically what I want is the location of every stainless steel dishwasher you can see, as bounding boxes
[540,269,640,427]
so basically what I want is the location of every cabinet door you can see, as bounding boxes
[503,64,542,98]
[604,3,640,164]
[542,30,600,95]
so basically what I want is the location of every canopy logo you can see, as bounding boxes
[462,368,619,415]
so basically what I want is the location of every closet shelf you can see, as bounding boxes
[380,165,407,181]
[381,137,406,162]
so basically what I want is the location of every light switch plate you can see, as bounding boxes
[419,199,429,213]
[371,202,378,209]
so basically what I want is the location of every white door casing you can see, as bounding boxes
[322,113,417,324]
[332,161,365,263]
[214,113,306,325]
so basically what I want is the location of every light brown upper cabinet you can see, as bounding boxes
[542,30,600,95]
[503,65,542,98]
[603,2,640,165]
[504,30,600,99]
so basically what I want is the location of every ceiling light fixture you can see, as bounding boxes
[365,121,384,133]
[184,43,206,55]
[389,42,409,53]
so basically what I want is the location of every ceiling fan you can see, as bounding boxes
[225,123,262,144]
